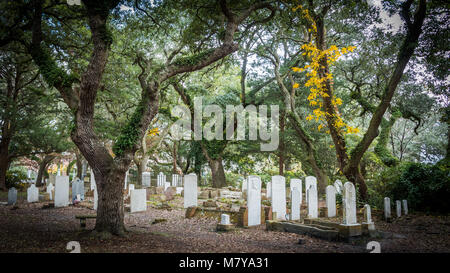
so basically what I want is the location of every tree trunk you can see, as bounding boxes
[209,158,227,188]
[36,154,56,186]
[0,151,9,191]
[75,150,83,179]
[278,109,285,176]
[93,165,127,235]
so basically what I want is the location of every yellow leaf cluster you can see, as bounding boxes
[291,5,359,136]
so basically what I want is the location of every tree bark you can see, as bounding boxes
[36,154,56,186]
[209,157,227,188]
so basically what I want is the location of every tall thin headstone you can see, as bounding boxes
[46,183,54,201]
[326,185,336,217]
[384,197,391,221]
[305,176,317,203]
[396,200,401,217]
[124,170,128,190]
[402,200,408,215]
[290,178,302,206]
[90,171,95,191]
[241,178,248,193]
[55,175,70,207]
[184,173,198,208]
[171,174,179,187]
[93,183,98,210]
[342,182,357,225]
[128,184,135,195]
[271,175,286,220]
[291,188,301,221]
[266,182,272,199]
[27,184,39,203]
[307,182,318,219]
[247,175,262,226]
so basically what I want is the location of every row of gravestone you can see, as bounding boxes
[384,197,408,220]
[239,175,381,228]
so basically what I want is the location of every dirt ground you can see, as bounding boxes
[0,193,449,253]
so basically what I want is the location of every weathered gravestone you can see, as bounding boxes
[27,184,39,203]
[326,185,336,217]
[184,173,198,208]
[342,182,357,225]
[55,176,70,207]
[305,176,317,203]
[142,172,151,187]
[46,183,54,201]
[247,175,262,226]
[130,189,147,213]
[402,200,408,215]
[242,178,248,193]
[334,179,343,194]
[307,181,318,219]
[384,197,391,222]
[71,178,85,201]
[362,204,375,235]
[271,175,286,220]
[291,187,301,221]
[266,182,271,199]
[48,174,56,186]
[396,200,402,217]
[290,178,302,206]
[221,214,231,225]
[8,187,17,205]
[339,182,362,237]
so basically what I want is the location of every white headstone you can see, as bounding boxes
[396,200,401,217]
[334,179,343,194]
[130,189,147,213]
[326,185,336,217]
[342,182,357,225]
[27,184,39,203]
[71,178,85,201]
[242,178,248,193]
[402,200,408,215]
[266,182,272,199]
[184,173,198,208]
[271,175,286,220]
[305,176,317,203]
[363,204,373,224]
[128,184,135,196]
[8,187,17,205]
[93,183,98,210]
[221,214,231,225]
[307,182,318,219]
[142,172,151,187]
[384,197,391,220]
[164,182,170,191]
[290,178,302,207]
[46,183,54,200]
[247,175,262,226]
[291,188,301,221]
[176,187,183,195]
[55,176,70,207]
[90,171,95,191]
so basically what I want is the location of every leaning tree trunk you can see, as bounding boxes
[209,158,227,188]
[36,154,56,186]
[75,150,83,179]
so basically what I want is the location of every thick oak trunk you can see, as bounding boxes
[210,158,227,188]
[0,151,9,191]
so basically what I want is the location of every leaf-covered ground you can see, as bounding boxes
[0,193,449,253]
